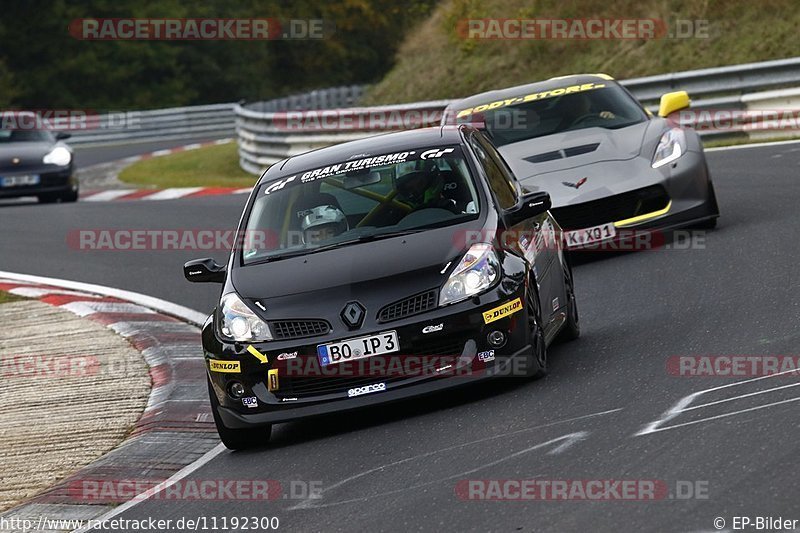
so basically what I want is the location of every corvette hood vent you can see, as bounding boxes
[523,143,600,164]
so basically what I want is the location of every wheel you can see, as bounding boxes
[60,188,79,203]
[207,379,271,450]
[37,193,58,204]
[693,179,719,229]
[524,279,548,379]
[557,255,580,342]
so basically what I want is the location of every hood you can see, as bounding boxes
[230,221,479,318]
[497,121,652,177]
[0,141,57,166]
[498,121,667,206]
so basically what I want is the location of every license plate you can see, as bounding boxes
[1,175,40,187]
[317,330,399,366]
[565,222,616,247]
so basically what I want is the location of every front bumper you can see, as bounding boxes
[551,150,719,250]
[204,281,532,427]
[0,165,76,199]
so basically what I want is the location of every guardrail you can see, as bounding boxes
[64,103,236,146]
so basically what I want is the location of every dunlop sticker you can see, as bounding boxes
[209,359,241,373]
[483,298,523,324]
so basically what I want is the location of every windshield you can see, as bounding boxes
[0,129,53,143]
[457,83,647,147]
[241,145,480,264]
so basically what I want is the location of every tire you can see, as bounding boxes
[557,256,580,342]
[60,188,79,203]
[693,180,719,229]
[37,193,58,204]
[524,279,548,379]
[207,379,272,450]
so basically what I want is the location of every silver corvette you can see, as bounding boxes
[442,74,719,249]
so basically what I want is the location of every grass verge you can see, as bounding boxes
[118,142,258,188]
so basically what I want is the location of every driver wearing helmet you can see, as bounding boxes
[300,205,348,245]
[396,169,457,211]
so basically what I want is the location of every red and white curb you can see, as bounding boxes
[79,138,257,202]
[0,272,220,528]
[80,186,253,202]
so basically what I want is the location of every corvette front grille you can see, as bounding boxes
[377,289,438,323]
[269,319,331,340]
[551,185,670,230]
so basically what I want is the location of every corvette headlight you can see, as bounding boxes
[218,293,272,341]
[440,243,499,306]
[651,128,686,168]
[42,146,72,166]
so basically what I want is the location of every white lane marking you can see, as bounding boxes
[81,189,138,202]
[72,443,226,533]
[705,138,800,152]
[291,409,621,511]
[234,187,253,194]
[291,432,589,510]
[684,382,800,411]
[636,367,800,436]
[214,138,232,145]
[182,143,202,151]
[60,301,157,316]
[142,187,205,201]
[0,271,222,531]
[0,271,206,326]
[150,149,173,157]
[638,396,800,435]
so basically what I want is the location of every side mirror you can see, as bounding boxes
[184,258,226,283]
[658,91,690,118]
[505,191,551,226]
[55,131,72,140]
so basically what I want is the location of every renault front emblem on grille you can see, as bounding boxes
[340,301,366,329]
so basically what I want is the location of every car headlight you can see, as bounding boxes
[42,146,72,166]
[440,243,499,306]
[218,293,273,341]
[651,128,686,168]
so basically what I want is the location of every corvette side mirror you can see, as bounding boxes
[505,191,551,226]
[658,91,690,117]
[184,258,226,283]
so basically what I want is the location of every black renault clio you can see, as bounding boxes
[185,125,579,449]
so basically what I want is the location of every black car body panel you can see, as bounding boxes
[188,126,577,442]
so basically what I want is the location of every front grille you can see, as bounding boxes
[551,185,670,230]
[279,338,467,398]
[378,290,438,323]
[269,319,330,340]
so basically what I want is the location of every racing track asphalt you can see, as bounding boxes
[1,142,799,532]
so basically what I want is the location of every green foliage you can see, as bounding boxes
[364,0,800,104]
[0,0,435,109]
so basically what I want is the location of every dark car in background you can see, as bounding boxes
[443,74,719,249]
[0,127,78,203]
[185,125,580,449]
